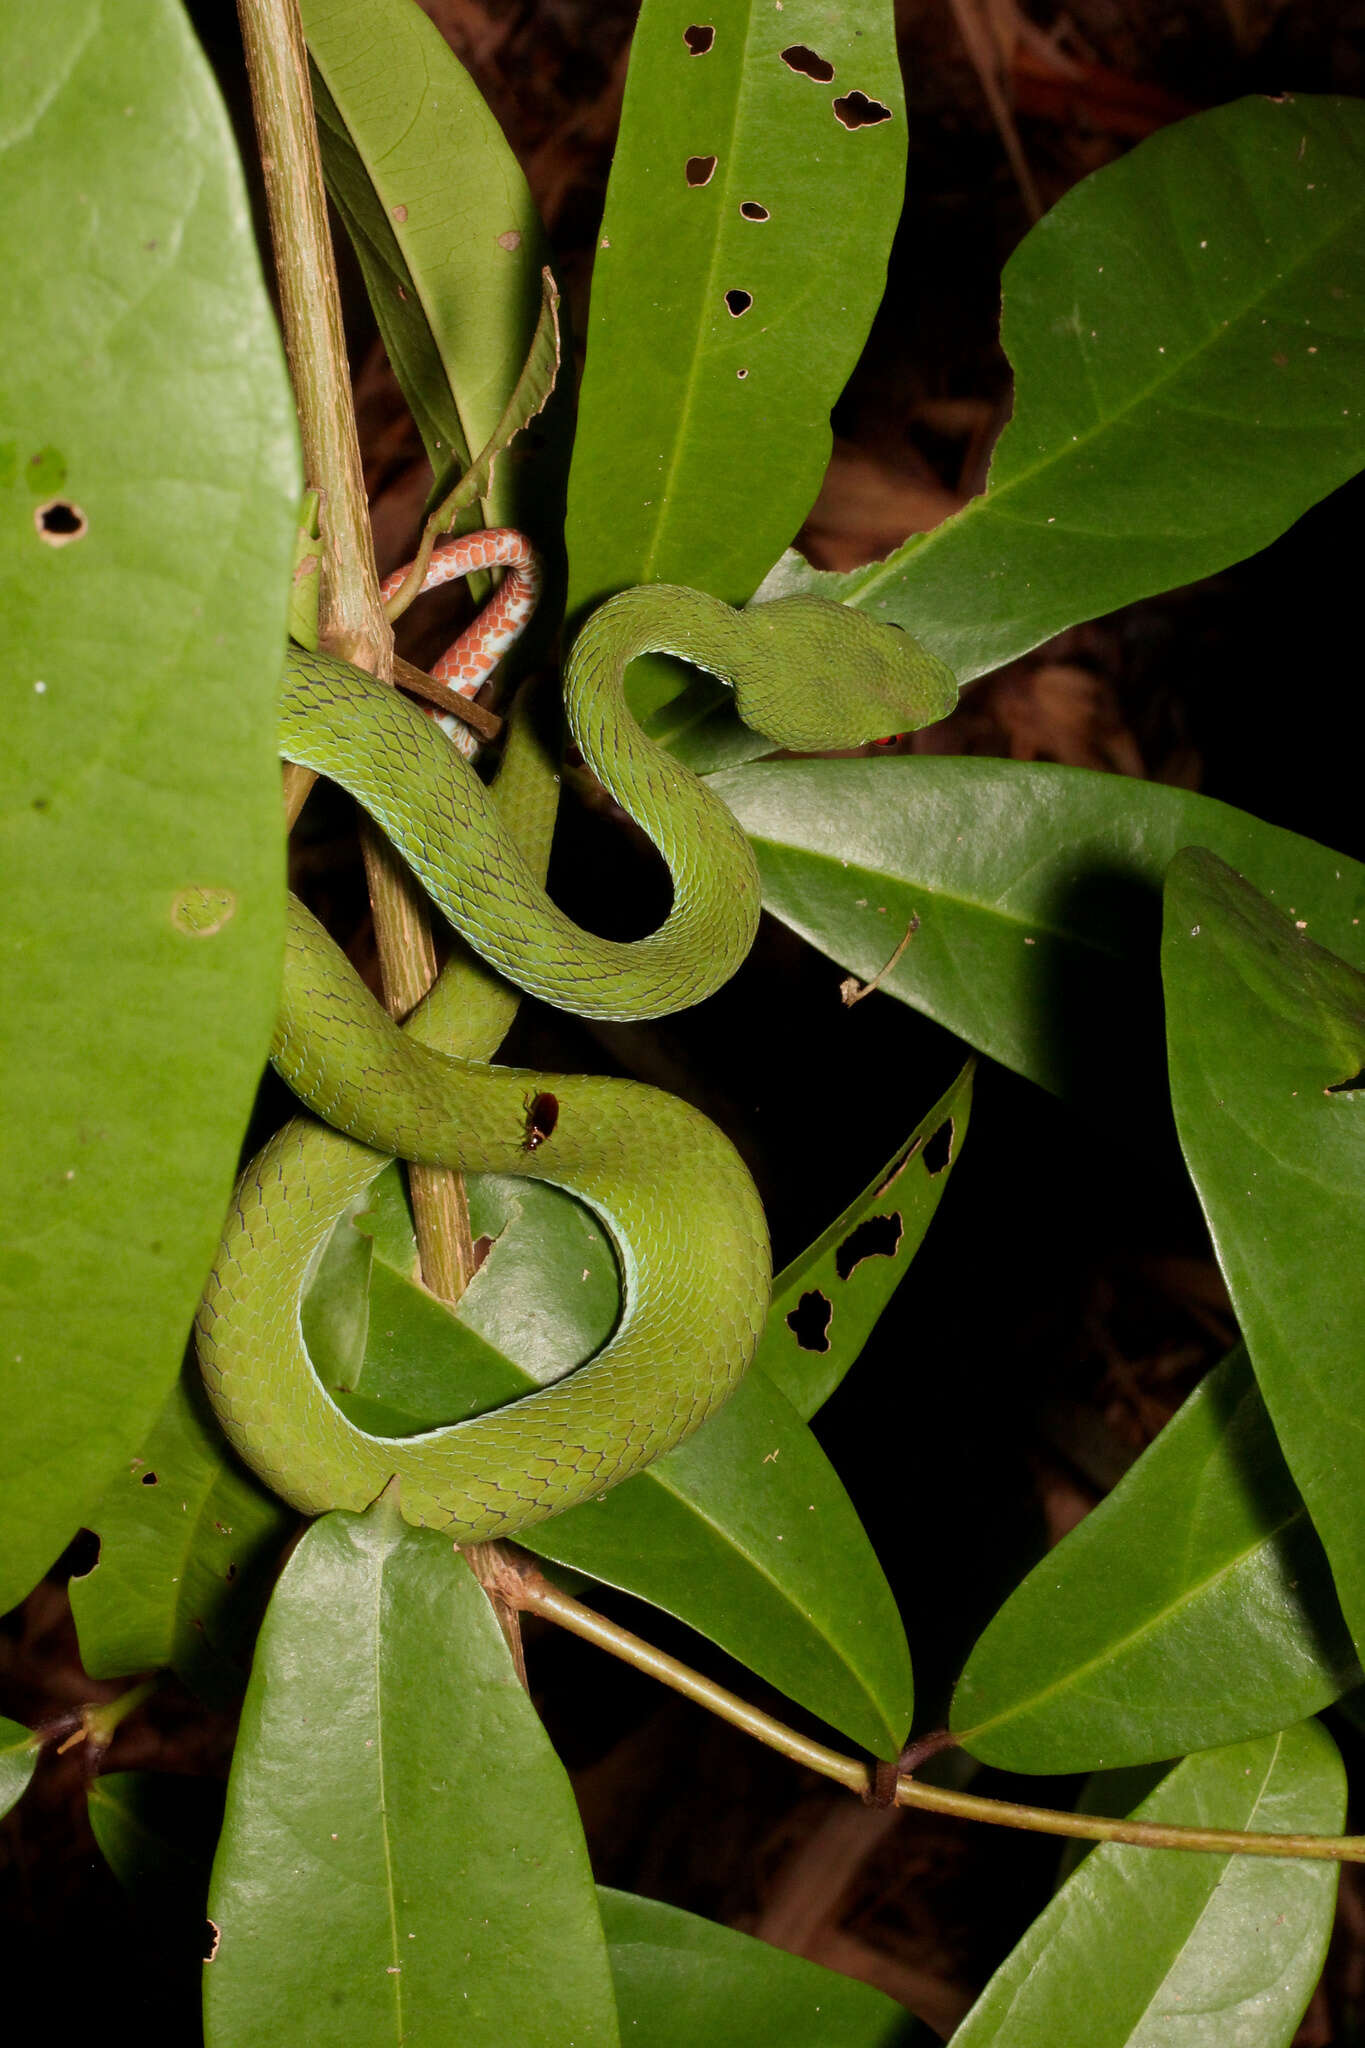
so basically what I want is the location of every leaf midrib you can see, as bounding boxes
[640,10,760,586]
[1125,1735,1292,2038]
[957,1502,1313,1752]
[373,1558,404,2043]
[844,124,1365,605]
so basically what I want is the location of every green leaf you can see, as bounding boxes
[87,1770,223,1928]
[598,1889,912,2046]
[303,0,552,519]
[952,1347,1360,1774]
[205,1501,619,2047]
[303,1171,913,1756]
[69,1369,291,1706]
[759,1061,973,1419]
[1164,849,1365,1660]
[459,1176,619,1384]
[0,1717,38,1820]
[301,1167,617,1433]
[288,488,321,649]
[309,67,468,480]
[713,756,1365,1117]
[528,1367,914,1759]
[1054,1763,1175,1885]
[951,1723,1344,2048]
[0,0,296,1612]
[417,269,562,544]
[565,0,904,727]
[758,95,1365,684]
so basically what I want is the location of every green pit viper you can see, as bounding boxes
[195,550,956,1540]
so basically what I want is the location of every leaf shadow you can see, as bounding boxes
[1201,1350,1362,1696]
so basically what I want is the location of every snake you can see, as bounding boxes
[195,537,957,1541]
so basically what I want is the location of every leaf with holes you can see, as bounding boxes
[303,0,553,520]
[951,1347,1360,1774]
[758,1060,973,1419]
[949,1722,1344,2048]
[757,94,1365,684]
[712,756,1365,1126]
[599,1889,914,2046]
[305,1169,913,1756]
[565,0,903,750]
[205,1501,619,2048]
[0,1717,38,1821]
[1164,849,1365,1661]
[69,1369,292,1707]
[0,0,296,1614]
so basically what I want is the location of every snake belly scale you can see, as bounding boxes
[196,542,956,1541]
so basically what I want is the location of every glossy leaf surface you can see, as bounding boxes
[305,1169,914,1755]
[0,1718,37,1820]
[70,1371,291,1705]
[205,1502,619,2047]
[758,95,1365,684]
[951,1723,1344,2048]
[0,0,296,1612]
[758,1060,973,1419]
[302,1167,616,1433]
[599,1889,909,2046]
[565,0,904,725]
[416,268,562,542]
[303,0,548,516]
[714,757,1365,1119]
[1164,849,1365,1657]
[528,1366,914,1757]
[310,65,469,483]
[953,1348,1359,1773]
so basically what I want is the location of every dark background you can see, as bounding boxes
[5,1,1364,2037]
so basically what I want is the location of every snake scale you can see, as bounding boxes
[196,547,956,1540]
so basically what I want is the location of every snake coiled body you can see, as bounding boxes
[196,560,956,1540]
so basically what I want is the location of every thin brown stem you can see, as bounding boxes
[238,0,475,1308]
[282,760,316,830]
[462,1543,532,1688]
[518,1568,884,1794]
[236,0,385,670]
[511,1563,1365,1865]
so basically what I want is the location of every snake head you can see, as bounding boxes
[733,595,958,751]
